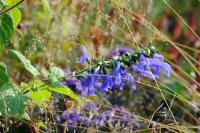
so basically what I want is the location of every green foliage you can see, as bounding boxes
[0,82,27,118]
[48,66,64,82]
[9,49,40,76]
[5,0,22,28]
[49,85,80,102]
[22,79,79,106]
[41,0,50,34]
[0,62,9,86]
[29,89,51,106]
[5,94,27,116]
[22,80,51,106]
[47,67,79,101]
[0,0,22,50]
[0,14,14,50]
[9,8,22,28]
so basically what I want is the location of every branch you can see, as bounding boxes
[0,0,24,15]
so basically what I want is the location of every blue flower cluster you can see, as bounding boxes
[63,45,171,96]
[55,102,135,127]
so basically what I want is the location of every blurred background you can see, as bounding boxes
[1,0,200,132]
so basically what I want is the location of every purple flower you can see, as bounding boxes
[77,45,88,64]
[149,54,171,78]
[82,102,98,110]
[61,69,82,93]
[107,47,133,57]
[97,112,107,126]
[131,55,155,81]
[80,66,100,96]
[130,54,171,81]
[126,73,136,90]
[58,102,139,128]
[99,68,112,91]
[65,109,80,125]
[55,115,62,123]
[111,62,122,86]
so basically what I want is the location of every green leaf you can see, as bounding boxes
[5,0,16,5]
[20,112,30,120]
[48,67,64,82]
[0,14,14,50]
[9,8,22,28]
[5,94,27,116]
[5,0,22,29]
[29,89,51,105]
[0,83,15,115]
[0,62,9,86]
[0,82,28,118]
[9,49,40,76]
[41,0,50,34]
[0,1,6,8]
[37,121,46,128]
[49,85,79,102]
[0,82,16,97]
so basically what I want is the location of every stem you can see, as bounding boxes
[0,0,24,15]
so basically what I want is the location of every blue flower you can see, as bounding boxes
[149,54,171,78]
[61,69,82,93]
[131,55,155,81]
[80,66,100,96]
[107,47,133,57]
[111,61,122,86]
[99,68,112,91]
[62,109,80,125]
[130,54,171,81]
[77,45,88,64]
[126,73,136,90]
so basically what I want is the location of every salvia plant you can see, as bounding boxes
[61,44,171,96]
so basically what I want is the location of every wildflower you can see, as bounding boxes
[111,61,122,86]
[80,66,100,96]
[149,54,171,78]
[58,102,137,128]
[130,55,155,81]
[107,47,133,57]
[62,109,80,125]
[66,46,171,96]
[77,45,88,64]
[99,68,112,91]
[61,69,82,93]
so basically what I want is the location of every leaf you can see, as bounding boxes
[0,99,5,115]
[37,121,46,128]
[29,89,51,105]
[0,14,14,50]
[49,85,79,102]
[48,67,64,82]
[0,82,17,116]
[41,0,50,34]
[0,62,9,86]
[9,49,40,76]
[20,112,30,120]
[0,1,6,8]
[5,94,27,116]
[9,8,22,28]
[0,81,28,118]
[5,0,22,29]
[5,0,16,5]
[0,82,16,97]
